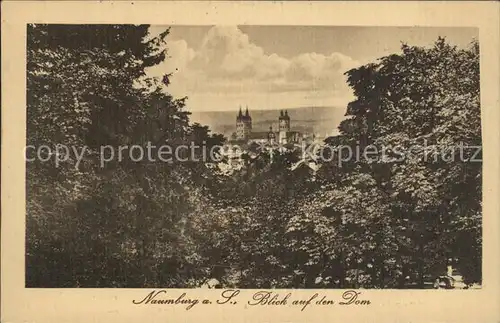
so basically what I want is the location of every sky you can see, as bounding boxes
[146,25,478,112]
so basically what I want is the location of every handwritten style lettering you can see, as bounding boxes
[339,290,371,305]
[248,291,292,306]
[217,289,240,304]
[132,290,200,310]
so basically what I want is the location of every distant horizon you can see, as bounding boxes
[187,105,346,114]
[188,105,347,138]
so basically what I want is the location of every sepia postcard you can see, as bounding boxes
[1,1,499,322]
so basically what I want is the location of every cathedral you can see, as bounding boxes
[236,106,252,140]
[233,106,302,145]
[220,106,314,173]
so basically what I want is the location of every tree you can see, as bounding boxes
[26,24,224,287]
[288,38,481,288]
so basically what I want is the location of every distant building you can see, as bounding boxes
[236,106,252,140]
[232,107,303,145]
[219,106,319,174]
[247,126,276,144]
[278,110,290,144]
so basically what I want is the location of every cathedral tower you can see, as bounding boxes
[236,105,252,140]
[268,125,276,144]
[278,110,290,144]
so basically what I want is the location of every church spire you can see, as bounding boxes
[238,105,243,117]
[245,106,249,117]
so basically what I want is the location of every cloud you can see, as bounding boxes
[286,52,357,88]
[187,26,290,81]
[148,39,195,75]
[147,26,359,110]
